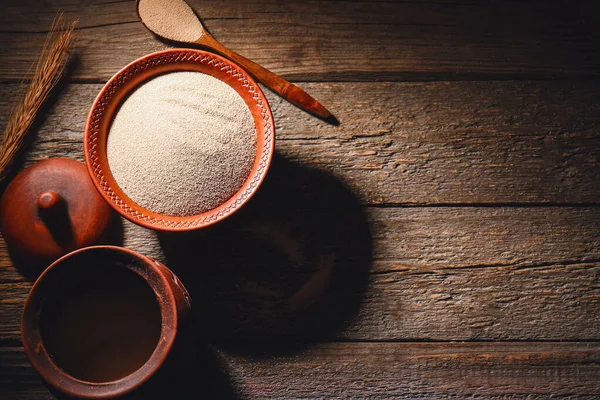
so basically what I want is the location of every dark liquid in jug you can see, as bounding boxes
[40,262,162,383]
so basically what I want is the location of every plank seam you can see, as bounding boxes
[370,258,600,274]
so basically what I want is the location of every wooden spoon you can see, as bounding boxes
[136,0,337,124]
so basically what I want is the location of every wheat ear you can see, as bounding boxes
[0,13,77,184]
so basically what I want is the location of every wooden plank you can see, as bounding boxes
[1,207,599,341]
[1,1,599,81]
[1,81,599,205]
[2,343,600,399]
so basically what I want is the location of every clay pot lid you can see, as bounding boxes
[0,158,113,272]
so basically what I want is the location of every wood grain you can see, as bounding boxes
[1,206,598,342]
[1,0,599,81]
[2,2,600,397]
[2,343,600,399]
[1,81,598,205]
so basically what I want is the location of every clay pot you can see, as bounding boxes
[0,158,114,276]
[21,246,191,399]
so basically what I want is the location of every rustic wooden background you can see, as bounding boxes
[1,0,600,398]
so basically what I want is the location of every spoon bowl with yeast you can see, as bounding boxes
[137,0,337,124]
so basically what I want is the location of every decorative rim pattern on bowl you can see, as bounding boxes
[85,49,274,231]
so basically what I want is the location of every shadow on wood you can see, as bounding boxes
[158,154,373,356]
[132,337,239,399]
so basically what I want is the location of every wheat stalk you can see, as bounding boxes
[0,13,77,184]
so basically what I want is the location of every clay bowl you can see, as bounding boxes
[21,246,191,399]
[84,49,274,231]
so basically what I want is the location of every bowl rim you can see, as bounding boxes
[83,49,275,232]
[20,245,179,399]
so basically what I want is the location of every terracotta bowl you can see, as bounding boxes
[21,246,191,399]
[84,49,275,231]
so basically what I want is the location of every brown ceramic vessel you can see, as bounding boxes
[83,49,275,232]
[0,158,113,271]
[21,245,191,399]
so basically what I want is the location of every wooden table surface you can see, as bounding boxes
[1,0,600,398]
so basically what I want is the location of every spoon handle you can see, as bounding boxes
[197,34,334,122]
